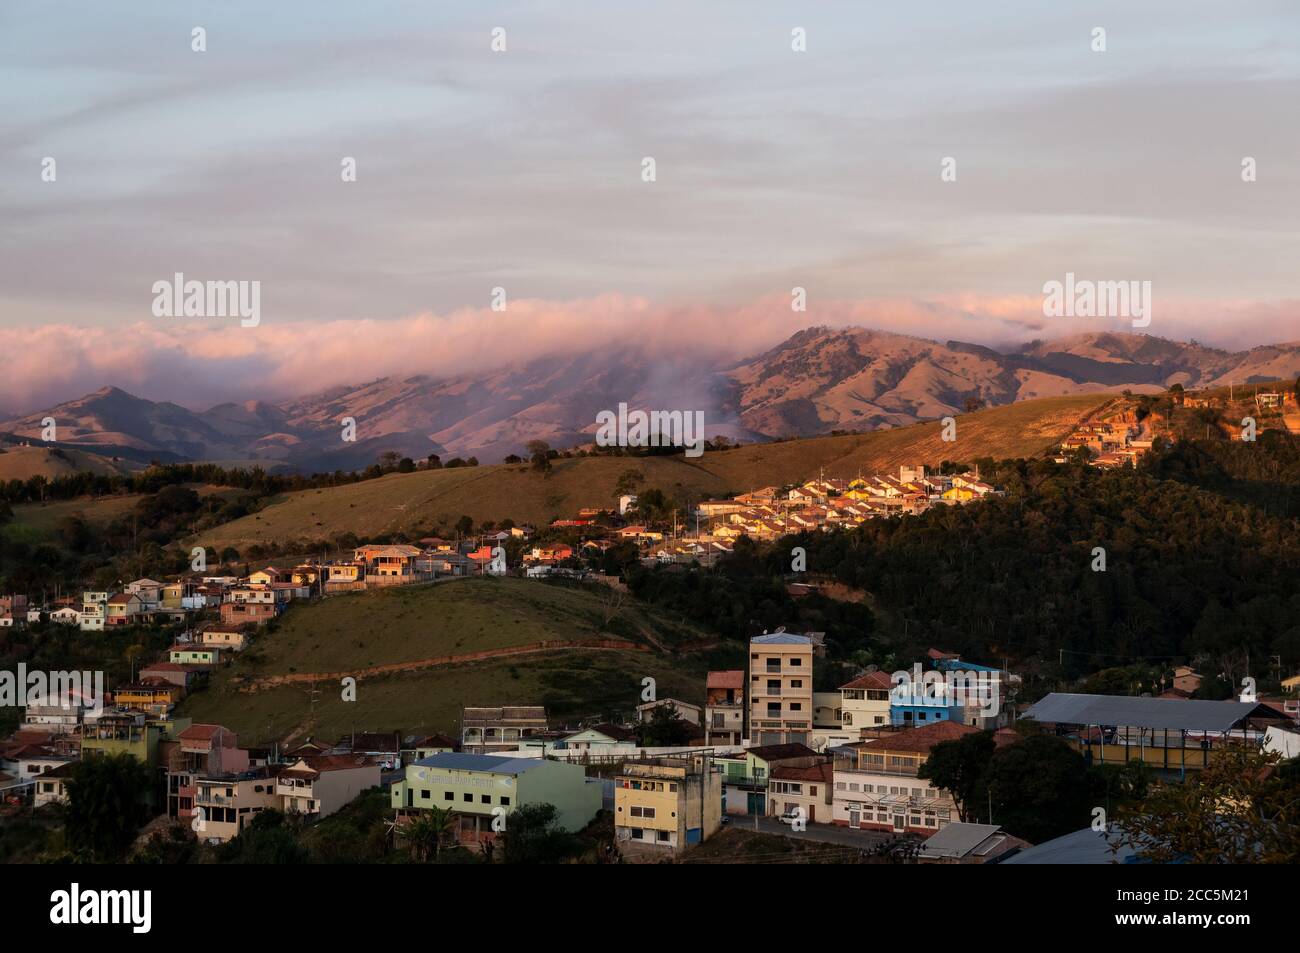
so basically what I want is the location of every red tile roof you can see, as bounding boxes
[854,720,979,754]
[770,762,834,783]
[707,670,744,690]
[840,670,893,691]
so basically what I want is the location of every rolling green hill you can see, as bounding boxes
[196,393,1112,551]
[178,577,727,745]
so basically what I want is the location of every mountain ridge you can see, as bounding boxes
[5,328,1298,471]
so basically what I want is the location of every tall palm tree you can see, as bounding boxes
[401,807,455,862]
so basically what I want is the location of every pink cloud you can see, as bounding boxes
[1,293,1297,415]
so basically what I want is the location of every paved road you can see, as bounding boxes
[731,814,895,849]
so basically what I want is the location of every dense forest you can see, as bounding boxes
[627,435,1300,693]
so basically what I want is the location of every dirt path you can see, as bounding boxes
[234,637,653,692]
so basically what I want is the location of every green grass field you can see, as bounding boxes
[224,577,712,673]
[196,394,1111,550]
[177,577,721,745]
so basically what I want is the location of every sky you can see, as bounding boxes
[1,0,1299,413]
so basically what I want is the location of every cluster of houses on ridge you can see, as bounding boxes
[693,466,1000,545]
[526,466,1005,571]
[1052,415,1155,470]
[0,535,530,631]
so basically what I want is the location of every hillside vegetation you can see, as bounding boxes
[178,577,726,744]
[196,394,1110,550]
[0,445,132,481]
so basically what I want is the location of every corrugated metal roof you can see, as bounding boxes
[415,752,545,774]
[918,822,1003,859]
[1023,693,1258,732]
[751,632,812,645]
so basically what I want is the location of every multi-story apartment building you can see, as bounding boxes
[748,631,814,745]
[832,720,977,837]
[614,755,723,854]
[165,723,248,824]
[705,670,745,745]
[460,706,549,754]
[78,591,108,631]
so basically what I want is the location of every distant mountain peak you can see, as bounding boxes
[5,327,1299,472]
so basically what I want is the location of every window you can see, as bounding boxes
[421,790,431,800]
[501,797,510,806]
[631,828,644,840]
[444,791,454,801]
[790,658,802,666]
[463,793,472,802]
[790,703,802,711]
[481,794,491,804]
[657,830,671,842]
[791,679,802,688]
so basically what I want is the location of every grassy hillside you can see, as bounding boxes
[0,445,132,481]
[178,577,725,744]
[197,393,1111,550]
[3,485,247,543]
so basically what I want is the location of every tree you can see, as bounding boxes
[918,731,995,822]
[455,515,474,537]
[131,823,203,864]
[397,457,415,473]
[400,806,455,862]
[527,440,552,474]
[499,803,579,864]
[614,468,644,498]
[1115,748,1300,863]
[65,753,154,861]
[986,734,1092,842]
[640,703,694,746]
[378,451,401,471]
[217,809,308,864]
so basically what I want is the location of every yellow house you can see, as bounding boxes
[291,564,321,585]
[1282,674,1300,695]
[942,486,978,502]
[114,683,182,712]
[614,756,722,854]
[199,627,248,652]
[326,563,364,583]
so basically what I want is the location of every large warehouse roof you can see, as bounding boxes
[1023,693,1267,732]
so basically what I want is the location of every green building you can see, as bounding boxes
[391,753,603,842]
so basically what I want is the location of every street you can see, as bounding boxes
[735,814,897,850]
